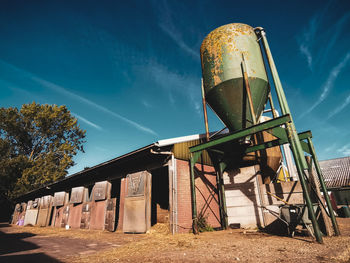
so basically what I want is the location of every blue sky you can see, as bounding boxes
[0,0,349,174]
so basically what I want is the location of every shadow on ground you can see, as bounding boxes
[0,253,61,263]
[0,223,62,263]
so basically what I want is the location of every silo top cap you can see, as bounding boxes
[200,23,255,54]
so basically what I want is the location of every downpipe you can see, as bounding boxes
[150,149,177,235]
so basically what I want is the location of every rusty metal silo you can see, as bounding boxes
[200,23,269,132]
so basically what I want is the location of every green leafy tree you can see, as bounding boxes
[0,102,86,198]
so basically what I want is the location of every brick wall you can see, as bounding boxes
[176,159,221,233]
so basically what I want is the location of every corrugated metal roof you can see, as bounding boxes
[16,133,213,201]
[319,156,350,189]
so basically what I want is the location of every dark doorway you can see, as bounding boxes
[151,167,169,226]
[110,178,121,231]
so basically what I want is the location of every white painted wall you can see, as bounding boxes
[223,165,264,229]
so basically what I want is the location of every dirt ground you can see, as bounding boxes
[1,218,350,263]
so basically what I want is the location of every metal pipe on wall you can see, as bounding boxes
[150,149,177,234]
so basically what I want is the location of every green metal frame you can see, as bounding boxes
[189,123,339,239]
[189,27,339,243]
[191,115,291,153]
[259,28,323,243]
[247,130,339,236]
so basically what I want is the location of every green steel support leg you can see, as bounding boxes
[218,162,229,229]
[288,136,323,243]
[190,151,202,234]
[307,137,340,236]
[258,28,323,243]
[215,169,224,228]
[214,162,225,229]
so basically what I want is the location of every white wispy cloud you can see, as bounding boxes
[320,12,350,66]
[298,14,322,70]
[94,146,107,152]
[299,44,313,69]
[141,100,153,109]
[299,52,350,118]
[337,143,350,156]
[296,3,343,70]
[7,85,36,98]
[298,7,349,71]
[159,23,199,60]
[324,143,337,153]
[72,112,103,131]
[146,61,201,115]
[0,59,158,136]
[327,93,350,119]
[31,77,158,136]
[156,1,199,60]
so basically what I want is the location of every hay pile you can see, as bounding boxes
[73,225,203,263]
[146,223,170,235]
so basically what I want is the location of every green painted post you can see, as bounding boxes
[215,168,224,228]
[213,159,225,229]
[218,162,229,229]
[307,137,340,236]
[257,28,323,243]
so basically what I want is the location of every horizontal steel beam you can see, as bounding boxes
[190,114,291,153]
[245,130,312,153]
[299,130,313,140]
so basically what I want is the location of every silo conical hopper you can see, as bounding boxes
[200,23,269,132]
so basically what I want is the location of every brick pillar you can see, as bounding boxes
[176,159,220,233]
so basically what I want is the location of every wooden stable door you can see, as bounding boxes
[123,171,151,233]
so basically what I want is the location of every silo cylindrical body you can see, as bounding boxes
[200,23,269,132]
